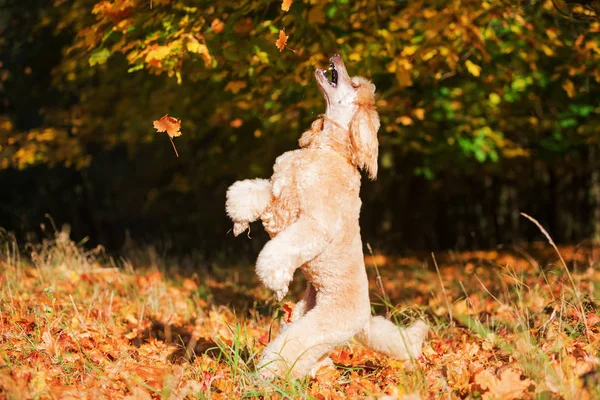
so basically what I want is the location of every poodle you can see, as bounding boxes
[226,54,429,379]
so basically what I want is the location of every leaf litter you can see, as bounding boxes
[1,229,600,399]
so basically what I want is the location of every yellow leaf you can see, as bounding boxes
[562,79,576,98]
[412,108,425,120]
[185,41,201,53]
[224,81,247,94]
[540,44,554,56]
[281,0,293,12]
[145,45,170,62]
[348,53,361,62]
[465,60,481,77]
[421,49,437,61]
[401,45,418,57]
[398,116,413,126]
[186,41,212,66]
[423,9,437,19]
[586,40,600,54]
[394,58,413,87]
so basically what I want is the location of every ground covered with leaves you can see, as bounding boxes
[1,230,599,399]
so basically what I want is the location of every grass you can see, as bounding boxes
[0,226,599,399]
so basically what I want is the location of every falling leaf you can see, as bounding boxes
[230,119,243,128]
[465,60,481,77]
[153,115,181,138]
[281,0,293,12]
[153,115,182,157]
[275,29,288,52]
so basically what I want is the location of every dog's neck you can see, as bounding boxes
[305,115,354,162]
[298,100,357,161]
[324,103,356,130]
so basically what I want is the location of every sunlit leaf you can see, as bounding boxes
[281,0,293,12]
[465,60,481,77]
[275,29,288,52]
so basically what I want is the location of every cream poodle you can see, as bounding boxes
[226,54,428,379]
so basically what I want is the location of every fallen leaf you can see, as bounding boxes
[275,29,288,52]
[281,0,293,12]
[475,368,533,400]
[282,302,294,324]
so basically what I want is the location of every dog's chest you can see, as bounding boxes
[260,153,302,236]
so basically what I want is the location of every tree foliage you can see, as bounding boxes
[2,0,599,172]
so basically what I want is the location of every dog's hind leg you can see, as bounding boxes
[258,300,369,380]
[226,178,272,236]
[280,282,316,335]
[355,316,429,360]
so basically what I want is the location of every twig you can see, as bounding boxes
[432,252,454,326]
[366,243,391,317]
[69,294,87,329]
[169,136,179,157]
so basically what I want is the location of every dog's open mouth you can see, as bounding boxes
[319,60,338,88]
[327,60,338,87]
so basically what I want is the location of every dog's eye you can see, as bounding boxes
[351,83,360,89]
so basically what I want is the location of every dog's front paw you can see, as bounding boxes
[256,245,293,300]
[259,265,291,301]
[232,222,249,237]
[275,286,289,302]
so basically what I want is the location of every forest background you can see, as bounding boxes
[1,0,599,258]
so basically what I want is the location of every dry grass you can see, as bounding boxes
[1,227,600,399]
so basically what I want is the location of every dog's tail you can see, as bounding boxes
[226,178,272,236]
[355,316,429,360]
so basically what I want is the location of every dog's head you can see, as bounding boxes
[314,55,380,180]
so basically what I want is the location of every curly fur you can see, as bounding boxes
[225,55,428,379]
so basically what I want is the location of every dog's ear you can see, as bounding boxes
[299,118,324,148]
[349,79,380,180]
